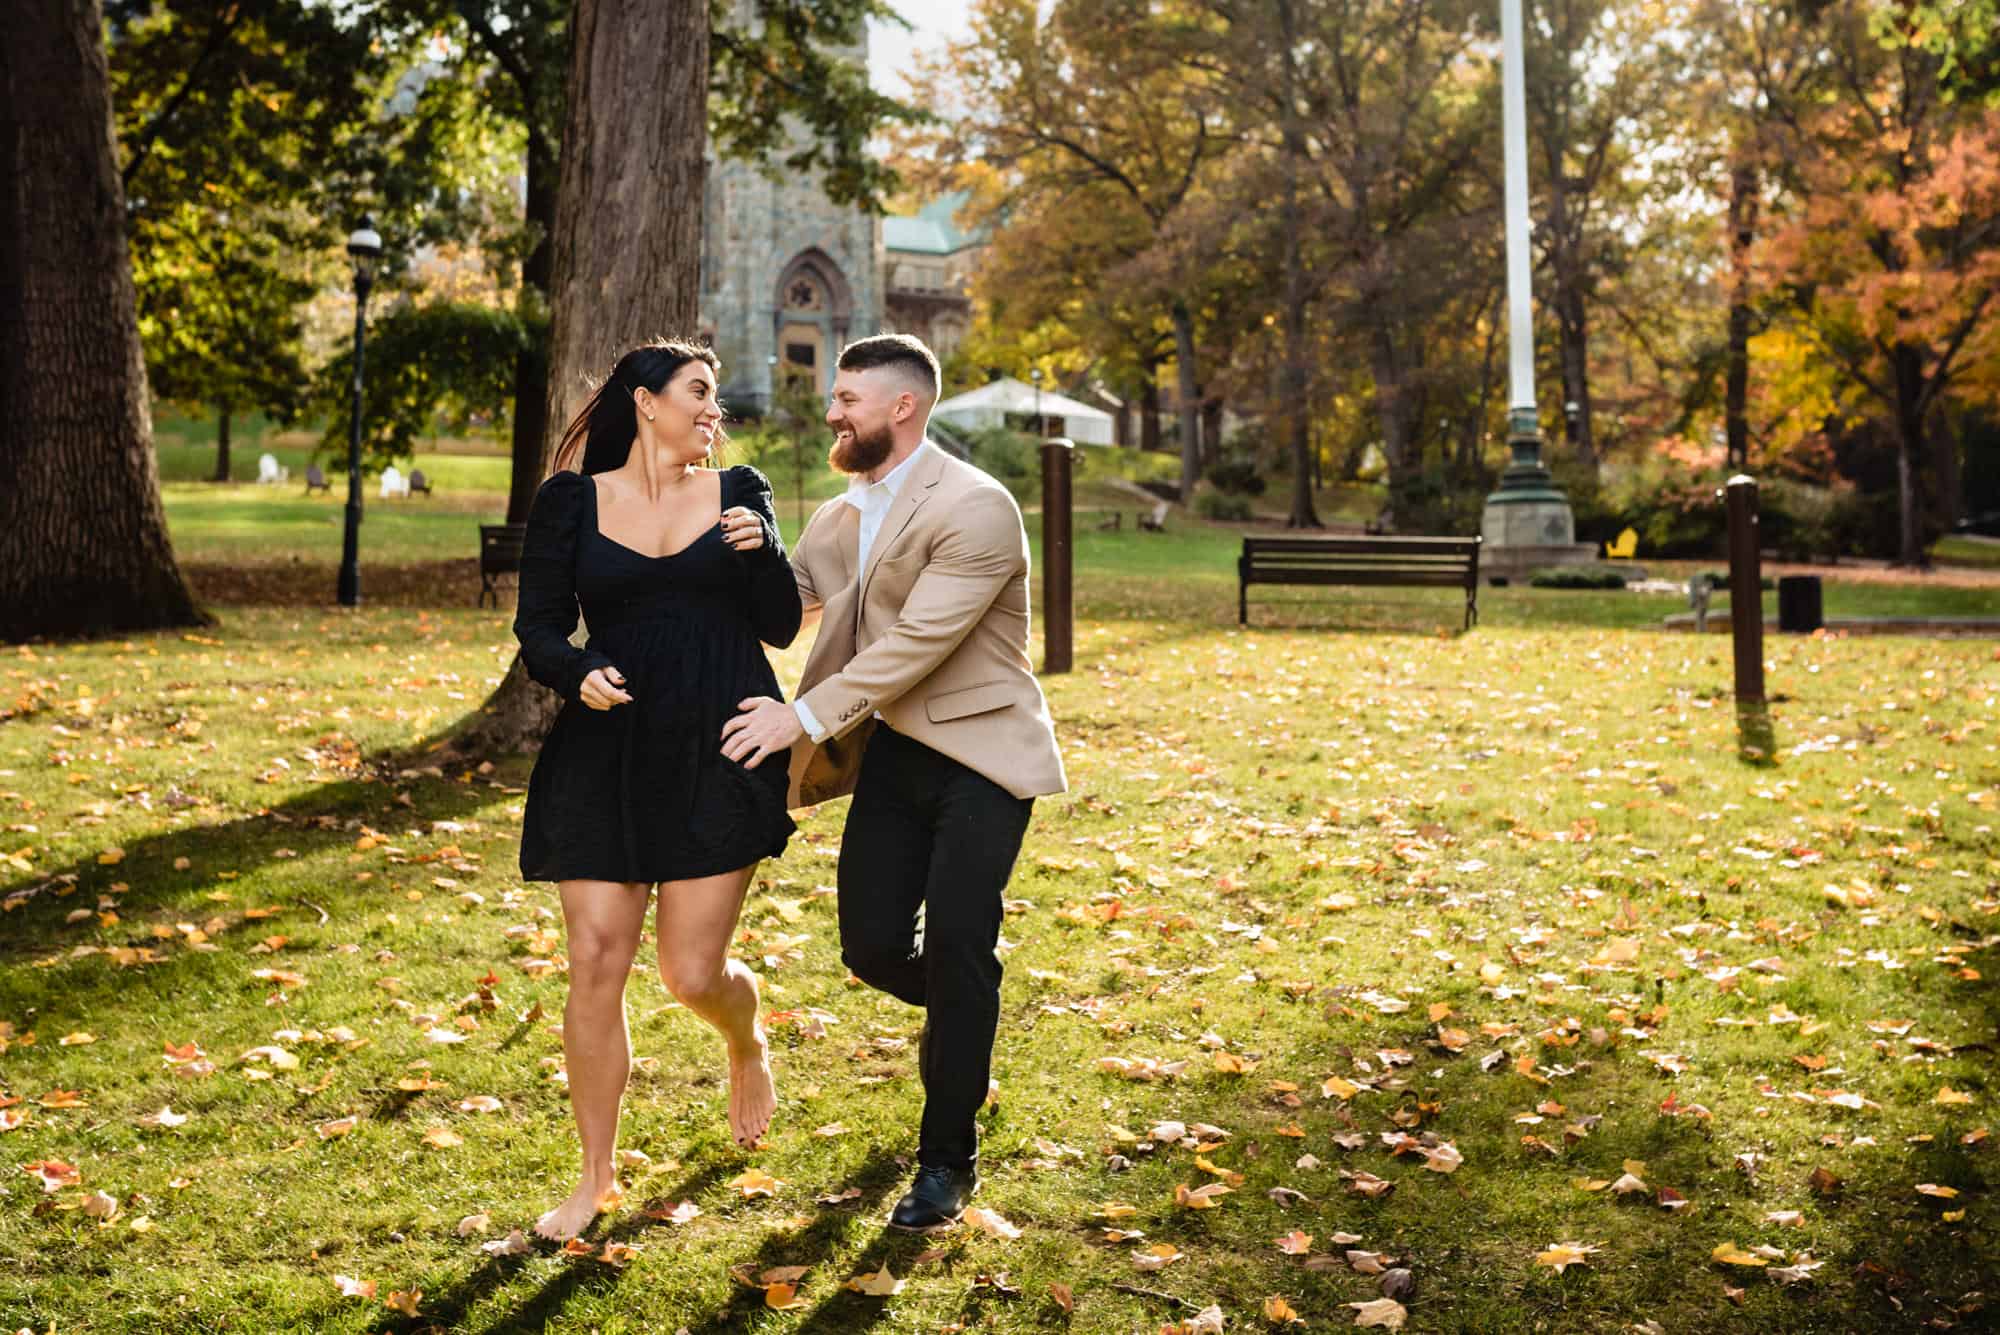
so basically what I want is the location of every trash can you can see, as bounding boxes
[1777,575,1823,633]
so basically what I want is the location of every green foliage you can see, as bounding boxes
[1528,567,1630,589]
[1193,490,1254,520]
[313,301,539,467]
[1205,447,1268,497]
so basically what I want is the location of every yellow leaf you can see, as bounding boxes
[1535,1242,1598,1273]
[845,1265,904,1296]
[1264,1295,1306,1325]
[1712,1242,1769,1267]
[383,1290,421,1316]
[1936,1087,1975,1106]
[763,1282,807,1311]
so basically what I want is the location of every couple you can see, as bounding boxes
[511,333,1065,1243]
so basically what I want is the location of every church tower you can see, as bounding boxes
[701,4,884,415]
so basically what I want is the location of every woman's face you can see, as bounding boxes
[639,360,722,461]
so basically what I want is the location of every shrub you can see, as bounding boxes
[1206,450,1267,496]
[1529,567,1630,589]
[1195,491,1253,521]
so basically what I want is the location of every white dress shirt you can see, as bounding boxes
[792,442,931,742]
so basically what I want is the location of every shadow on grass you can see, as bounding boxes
[675,1148,915,1335]
[0,731,519,1016]
[366,1160,736,1334]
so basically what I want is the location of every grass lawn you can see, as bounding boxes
[2,532,1998,1330]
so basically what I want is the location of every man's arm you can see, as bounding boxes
[795,488,1022,739]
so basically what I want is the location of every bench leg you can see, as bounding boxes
[1239,582,1248,627]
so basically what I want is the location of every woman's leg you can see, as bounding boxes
[654,865,774,1148]
[535,878,649,1241]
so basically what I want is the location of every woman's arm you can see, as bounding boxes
[512,473,617,698]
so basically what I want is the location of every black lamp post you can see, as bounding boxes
[1030,367,1043,438]
[337,217,383,607]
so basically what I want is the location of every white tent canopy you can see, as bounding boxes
[932,376,1115,446]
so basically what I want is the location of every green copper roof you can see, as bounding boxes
[883,191,981,255]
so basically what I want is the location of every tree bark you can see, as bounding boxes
[457,0,709,756]
[505,139,556,525]
[1893,343,1926,567]
[1724,160,1758,473]
[1277,0,1320,530]
[1556,280,1595,470]
[0,0,207,641]
[1140,365,1162,454]
[213,403,233,482]
[1170,300,1201,502]
[1369,324,1416,526]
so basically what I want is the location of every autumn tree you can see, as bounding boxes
[1,0,209,639]
[913,0,1231,501]
[1757,2,2000,563]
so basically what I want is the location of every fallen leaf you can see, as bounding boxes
[1276,1230,1314,1255]
[1264,1295,1306,1325]
[1133,1243,1184,1271]
[845,1265,904,1296]
[1535,1242,1599,1273]
[384,1289,421,1315]
[964,1205,1023,1239]
[1348,1297,1408,1328]
[729,1168,783,1198]
[333,1275,376,1298]
[456,1212,491,1237]
[480,1229,531,1256]
[1711,1242,1769,1267]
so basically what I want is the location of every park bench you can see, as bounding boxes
[1238,534,1482,629]
[409,468,434,497]
[304,463,330,494]
[478,523,527,608]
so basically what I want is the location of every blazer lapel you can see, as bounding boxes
[857,448,946,611]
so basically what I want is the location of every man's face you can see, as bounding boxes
[825,367,904,475]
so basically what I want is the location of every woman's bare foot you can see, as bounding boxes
[727,1030,777,1148]
[534,1176,621,1242]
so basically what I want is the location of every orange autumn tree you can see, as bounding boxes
[1757,12,2000,564]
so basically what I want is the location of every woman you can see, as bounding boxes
[513,338,801,1242]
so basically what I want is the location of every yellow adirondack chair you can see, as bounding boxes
[1604,526,1638,560]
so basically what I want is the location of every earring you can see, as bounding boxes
[646,413,655,421]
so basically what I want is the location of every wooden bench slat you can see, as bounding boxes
[1238,533,1480,629]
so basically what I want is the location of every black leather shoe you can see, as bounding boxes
[888,1164,977,1233]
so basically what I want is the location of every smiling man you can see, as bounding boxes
[721,333,1065,1231]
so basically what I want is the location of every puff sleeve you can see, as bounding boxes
[512,471,618,699]
[731,465,803,650]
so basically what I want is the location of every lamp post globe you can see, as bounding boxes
[337,217,383,608]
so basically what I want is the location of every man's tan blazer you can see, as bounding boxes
[784,445,1066,808]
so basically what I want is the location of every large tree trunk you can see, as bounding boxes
[1724,160,1758,473]
[212,403,232,482]
[505,140,557,525]
[458,0,708,756]
[0,0,207,641]
[1170,300,1201,502]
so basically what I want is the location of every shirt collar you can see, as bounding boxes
[840,440,929,511]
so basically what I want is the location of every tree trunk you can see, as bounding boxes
[0,0,207,641]
[1929,402,1961,534]
[1369,324,1416,526]
[505,139,556,525]
[1277,0,1320,530]
[458,0,708,756]
[1201,397,1224,466]
[1556,283,1595,470]
[1724,160,1757,473]
[1170,300,1201,502]
[1140,368,1161,454]
[1893,344,1926,567]
[213,403,232,482]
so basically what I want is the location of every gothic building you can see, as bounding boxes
[699,15,978,415]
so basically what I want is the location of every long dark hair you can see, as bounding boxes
[549,338,723,475]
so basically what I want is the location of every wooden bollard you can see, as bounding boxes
[1724,474,1764,704]
[1040,438,1074,674]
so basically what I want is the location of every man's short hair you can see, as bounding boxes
[837,333,940,402]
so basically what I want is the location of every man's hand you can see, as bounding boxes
[721,696,804,769]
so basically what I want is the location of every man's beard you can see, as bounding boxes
[829,421,896,475]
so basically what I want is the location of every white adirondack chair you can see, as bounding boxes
[257,453,288,485]
[379,465,408,499]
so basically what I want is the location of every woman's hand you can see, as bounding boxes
[578,666,632,710]
[720,506,766,553]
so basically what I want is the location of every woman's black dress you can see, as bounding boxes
[514,465,802,883]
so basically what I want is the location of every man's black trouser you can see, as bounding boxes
[836,725,1034,1170]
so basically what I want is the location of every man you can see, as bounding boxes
[721,334,1065,1231]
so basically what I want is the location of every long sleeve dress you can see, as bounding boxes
[513,465,802,883]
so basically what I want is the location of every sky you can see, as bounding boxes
[867,1,977,99]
